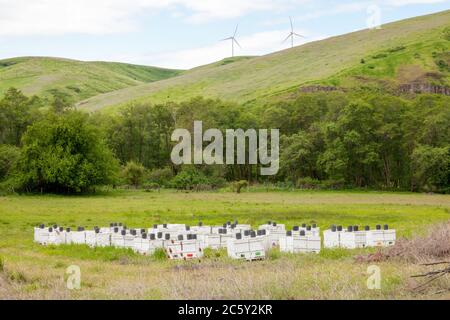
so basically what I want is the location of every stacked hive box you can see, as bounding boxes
[166,234,203,260]
[227,231,266,261]
[279,227,321,254]
[323,225,396,249]
[258,221,286,248]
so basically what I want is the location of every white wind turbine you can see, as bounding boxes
[222,24,241,57]
[283,17,304,48]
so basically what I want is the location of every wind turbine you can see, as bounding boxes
[222,24,241,57]
[283,17,304,48]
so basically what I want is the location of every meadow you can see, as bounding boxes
[0,189,449,299]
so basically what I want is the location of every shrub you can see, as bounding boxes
[372,53,388,59]
[296,177,345,190]
[147,167,173,187]
[142,182,160,192]
[170,167,224,191]
[231,180,248,194]
[122,161,146,188]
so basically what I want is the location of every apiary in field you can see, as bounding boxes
[33,220,397,261]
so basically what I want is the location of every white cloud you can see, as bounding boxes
[133,28,326,69]
[382,0,448,5]
[0,0,309,36]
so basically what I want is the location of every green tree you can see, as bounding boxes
[18,111,119,193]
[411,145,449,193]
[0,88,41,146]
[123,161,146,188]
[0,144,21,181]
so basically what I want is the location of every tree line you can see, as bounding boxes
[0,87,448,193]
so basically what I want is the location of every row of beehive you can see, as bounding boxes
[323,225,396,249]
[33,221,395,261]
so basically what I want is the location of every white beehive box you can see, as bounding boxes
[280,231,321,254]
[34,225,50,244]
[135,232,166,255]
[71,228,87,245]
[324,225,347,248]
[95,231,111,247]
[227,234,265,261]
[339,231,367,249]
[293,225,320,237]
[54,227,67,244]
[190,225,212,234]
[123,230,138,249]
[255,230,272,250]
[111,230,126,247]
[197,234,221,249]
[323,230,340,248]
[366,225,396,247]
[85,231,97,247]
[166,235,203,260]
[258,222,286,247]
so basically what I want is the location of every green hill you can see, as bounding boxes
[76,10,449,112]
[0,57,182,103]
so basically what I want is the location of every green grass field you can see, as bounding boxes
[0,189,449,299]
[76,10,450,112]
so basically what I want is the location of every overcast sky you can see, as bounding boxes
[0,0,449,69]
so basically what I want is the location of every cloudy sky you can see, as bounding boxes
[0,0,448,69]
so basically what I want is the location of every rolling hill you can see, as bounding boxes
[75,10,449,112]
[0,57,182,103]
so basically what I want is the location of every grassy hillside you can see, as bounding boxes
[0,57,182,103]
[76,10,449,112]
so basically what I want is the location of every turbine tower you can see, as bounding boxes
[283,17,304,48]
[222,24,241,57]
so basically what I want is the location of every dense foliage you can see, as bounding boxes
[0,88,448,193]
[17,111,119,193]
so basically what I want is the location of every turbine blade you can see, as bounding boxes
[221,37,233,41]
[234,24,239,37]
[282,34,292,43]
[289,16,293,32]
[293,33,305,38]
[233,38,242,48]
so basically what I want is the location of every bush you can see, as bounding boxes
[296,177,345,190]
[122,161,146,188]
[142,182,160,192]
[147,167,173,187]
[231,180,248,193]
[170,168,211,190]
